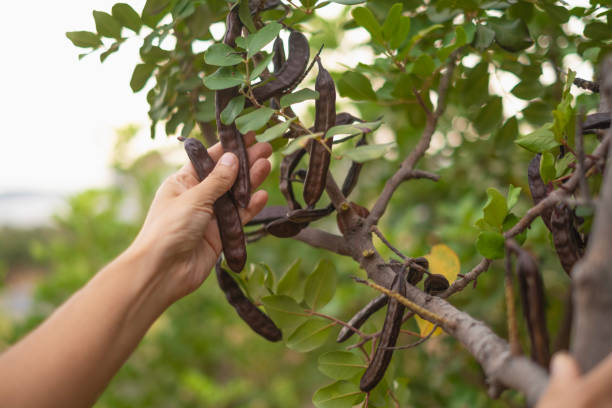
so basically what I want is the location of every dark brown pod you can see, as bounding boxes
[303,59,336,207]
[389,258,428,286]
[264,217,306,238]
[251,31,310,104]
[359,272,406,392]
[245,205,288,226]
[215,262,282,342]
[287,207,334,223]
[527,154,553,230]
[550,203,585,276]
[517,250,550,368]
[183,138,246,272]
[582,112,610,133]
[336,294,389,343]
[215,8,251,208]
[279,148,307,211]
[424,274,450,296]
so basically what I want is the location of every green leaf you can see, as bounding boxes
[261,295,308,332]
[280,89,320,108]
[276,259,303,299]
[257,118,295,142]
[497,117,518,141]
[411,54,435,77]
[239,0,257,34]
[243,263,269,302]
[540,152,556,184]
[130,63,155,92]
[511,80,544,100]
[507,185,521,211]
[250,52,274,80]
[66,31,102,48]
[244,23,283,58]
[473,25,495,50]
[304,259,337,311]
[313,381,364,408]
[337,72,377,101]
[476,231,505,259]
[515,126,560,153]
[523,101,554,126]
[540,3,569,23]
[203,67,245,90]
[100,42,120,62]
[140,46,170,64]
[282,134,311,155]
[112,3,142,33]
[142,0,170,16]
[483,187,507,228]
[221,95,245,125]
[555,154,574,178]
[286,319,333,352]
[490,19,533,52]
[584,22,610,41]
[318,351,365,380]
[351,7,384,44]
[175,77,202,92]
[235,107,275,133]
[474,97,503,135]
[503,214,527,246]
[326,120,382,139]
[343,142,395,163]
[382,3,402,42]
[93,11,122,40]
[204,43,243,66]
[390,16,411,49]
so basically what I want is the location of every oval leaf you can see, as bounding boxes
[112,3,142,33]
[257,118,295,143]
[304,259,337,311]
[203,67,245,90]
[221,95,245,125]
[318,351,366,380]
[313,381,364,408]
[343,142,395,163]
[235,107,275,133]
[286,319,333,352]
[337,72,377,101]
[280,88,320,108]
[262,295,309,333]
[204,43,243,66]
[483,187,507,228]
[476,231,505,259]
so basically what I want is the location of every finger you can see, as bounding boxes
[550,353,581,384]
[183,152,239,208]
[246,141,273,166]
[249,158,272,191]
[239,190,269,224]
[581,351,612,402]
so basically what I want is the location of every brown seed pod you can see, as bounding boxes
[550,203,585,276]
[527,154,553,230]
[251,31,310,104]
[336,294,389,343]
[279,148,307,211]
[183,138,246,272]
[389,258,428,286]
[215,261,282,342]
[264,217,305,238]
[303,58,336,207]
[582,112,610,133]
[359,271,406,392]
[245,205,289,226]
[215,8,251,208]
[287,207,334,223]
[517,249,550,368]
[424,274,450,296]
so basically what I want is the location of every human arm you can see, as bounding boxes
[0,135,272,408]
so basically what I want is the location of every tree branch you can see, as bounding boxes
[367,49,460,226]
[292,228,353,257]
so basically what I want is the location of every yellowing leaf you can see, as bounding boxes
[424,244,460,282]
[416,244,461,337]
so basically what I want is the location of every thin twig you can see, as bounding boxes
[309,311,367,339]
[381,323,439,350]
[371,226,407,259]
[442,258,492,297]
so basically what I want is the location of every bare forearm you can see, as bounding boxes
[0,244,167,408]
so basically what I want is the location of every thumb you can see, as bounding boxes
[185,152,239,208]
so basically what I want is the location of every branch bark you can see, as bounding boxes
[571,57,612,372]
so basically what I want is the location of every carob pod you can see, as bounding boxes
[336,294,389,343]
[303,58,336,207]
[269,36,286,110]
[280,148,307,211]
[264,217,304,237]
[424,274,450,296]
[250,31,310,104]
[215,261,282,341]
[389,258,428,286]
[527,154,553,230]
[216,8,251,208]
[550,203,585,276]
[517,249,550,368]
[359,270,406,392]
[582,112,611,134]
[245,205,289,226]
[183,138,246,272]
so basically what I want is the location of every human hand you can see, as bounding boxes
[537,352,612,408]
[129,133,272,304]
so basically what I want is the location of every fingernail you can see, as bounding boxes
[220,152,237,167]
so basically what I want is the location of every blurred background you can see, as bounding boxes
[0,0,601,406]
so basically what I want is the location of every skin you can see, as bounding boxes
[0,134,272,408]
[538,352,612,408]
